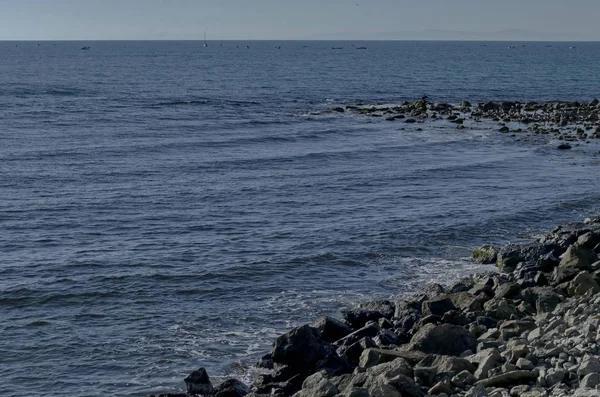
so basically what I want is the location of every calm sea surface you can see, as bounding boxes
[1,40,600,396]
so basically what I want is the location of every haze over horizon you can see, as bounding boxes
[1,0,599,41]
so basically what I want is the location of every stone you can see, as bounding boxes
[408,323,477,356]
[465,383,488,397]
[359,348,416,369]
[567,272,600,296]
[484,299,517,320]
[365,374,423,397]
[544,369,565,387]
[580,372,600,388]
[452,369,477,387]
[311,316,352,343]
[577,231,600,249]
[473,245,498,264]
[214,379,250,397]
[184,368,214,396]
[577,355,600,377]
[494,283,521,300]
[515,358,534,371]
[499,320,536,340]
[297,371,338,397]
[342,300,395,329]
[428,380,452,396]
[559,244,598,270]
[272,324,328,371]
[473,349,501,380]
[366,358,414,380]
[475,370,537,387]
[422,296,456,317]
[449,292,489,312]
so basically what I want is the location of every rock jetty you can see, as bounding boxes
[344,99,600,147]
[150,216,600,397]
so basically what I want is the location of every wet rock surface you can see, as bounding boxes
[150,216,600,397]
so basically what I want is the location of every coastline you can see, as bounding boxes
[148,99,600,397]
[151,214,600,397]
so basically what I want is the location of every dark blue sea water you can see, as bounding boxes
[1,40,600,396]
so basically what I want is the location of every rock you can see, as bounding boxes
[499,320,536,340]
[359,348,416,369]
[577,231,600,249]
[422,296,456,317]
[473,349,501,380]
[544,369,565,387]
[336,323,381,347]
[577,355,600,377]
[342,300,395,329]
[214,379,250,397]
[557,143,572,150]
[449,292,489,312]
[332,107,345,113]
[499,126,510,133]
[475,370,537,387]
[580,372,600,388]
[184,368,214,396]
[408,323,477,356]
[414,354,475,386]
[559,244,598,270]
[272,324,328,371]
[515,358,534,371]
[365,358,414,379]
[365,374,423,397]
[567,271,600,296]
[428,380,452,396]
[483,298,517,320]
[311,317,352,343]
[338,336,377,365]
[473,246,498,264]
[297,371,338,397]
[465,383,488,397]
[493,283,521,300]
[534,290,563,314]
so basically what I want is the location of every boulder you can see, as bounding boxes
[296,371,338,397]
[422,296,456,317]
[365,358,414,379]
[408,323,476,356]
[214,379,250,397]
[365,374,424,397]
[472,349,501,380]
[449,292,489,312]
[184,368,214,396]
[472,245,498,264]
[272,324,328,371]
[483,298,517,320]
[559,244,598,270]
[311,316,352,343]
[567,271,600,296]
[577,355,600,377]
[342,300,394,329]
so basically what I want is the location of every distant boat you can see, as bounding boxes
[570,46,576,49]
[331,47,343,50]
[81,46,91,50]
[356,46,367,50]
[246,45,250,49]
[203,31,208,47]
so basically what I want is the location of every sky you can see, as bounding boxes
[1,0,599,41]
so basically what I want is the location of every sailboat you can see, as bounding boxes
[203,32,208,47]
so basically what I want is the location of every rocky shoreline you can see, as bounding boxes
[149,215,600,397]
[337,99,600,150]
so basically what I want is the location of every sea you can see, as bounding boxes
[1,40,600,396]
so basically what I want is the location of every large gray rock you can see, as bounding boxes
[365,358,414,380]
[473,349,501,380]
[296,371,338,397]
[409,324,476,356]
[580,372,600,388]
[560,244,598,270]
[184,368,214,396]
[567,272,600,296]
[577,355,600,377]
[342,300,395,329]
[359,348,420,369]
[365,374,424,397]
[272,324,328,370]
[449,292,489,312]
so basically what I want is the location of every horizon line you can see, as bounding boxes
[2,38,600,42]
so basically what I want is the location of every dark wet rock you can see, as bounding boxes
[422,296,456,317]
[311,316,352,343]
[256,353,274,369]
[332,107,345,113]
[342,300,394,329]
[405,118,417,123]
[408,323,476,356]
[449,292,489,312]
[337,337,377,365]
[335,323,381,347]
[499,126,510,133]
[184,368,214,396]
[214,379,250,397]
[557,143,572,150]
[272,324,329,371]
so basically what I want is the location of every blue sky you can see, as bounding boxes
[1,0,599,40]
